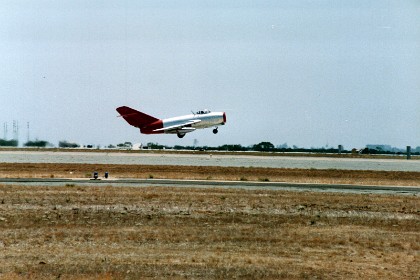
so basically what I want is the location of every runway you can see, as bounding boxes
[1,178,418,195]
[1,150,419,171]
[1,151,418,194]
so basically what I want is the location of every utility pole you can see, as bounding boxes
[3,122,7,139]
[27,122,30,143]
[407,146,411,160]
[13,120,19,142]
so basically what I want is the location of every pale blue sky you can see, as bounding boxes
[1,0,419,149]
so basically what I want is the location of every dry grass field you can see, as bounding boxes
[0,184,419,279]
[0,162,419,279]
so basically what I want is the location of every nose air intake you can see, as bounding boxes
[223,112,227,124]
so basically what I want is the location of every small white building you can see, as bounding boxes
[132,143,143,150]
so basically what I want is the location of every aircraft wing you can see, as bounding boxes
[153,120,201,133]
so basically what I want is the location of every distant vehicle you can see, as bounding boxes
[116,106,227,138]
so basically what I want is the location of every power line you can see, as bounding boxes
[3,122,7,139]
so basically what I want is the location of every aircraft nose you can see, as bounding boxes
[223,112,227,124]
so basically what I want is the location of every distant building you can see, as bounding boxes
[132,143,143,150]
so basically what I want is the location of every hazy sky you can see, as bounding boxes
[1,0,419,149]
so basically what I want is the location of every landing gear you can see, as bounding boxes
[213,128,218,134]
[177,133,185,138]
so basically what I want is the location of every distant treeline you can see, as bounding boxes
[146,142,420,155]
[0,139,72,148]
[0,139,18,147]
[24,140,51,147]
[2,138,419,155]
[58,141,80,148]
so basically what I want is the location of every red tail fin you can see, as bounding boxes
[116,106,159,128]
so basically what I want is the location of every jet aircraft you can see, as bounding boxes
[116,106,227,138]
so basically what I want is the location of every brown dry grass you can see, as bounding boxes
[0,185,419,279]
[1,163,420,186]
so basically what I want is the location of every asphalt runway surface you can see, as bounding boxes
[1,178,418,196]
[1,150,419,171]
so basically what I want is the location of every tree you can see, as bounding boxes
[0,139,18,147]
[117,142,133,149]
[253,142,275,152]
[59,141,80,148]
[147,142,166,149]
[24,140,50,147]
[218,144,245,151]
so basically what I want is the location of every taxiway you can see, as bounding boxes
[1,178,418,195]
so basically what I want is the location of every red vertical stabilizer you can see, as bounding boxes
[116,106,159,128]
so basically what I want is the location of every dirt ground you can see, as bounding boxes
[1,162,420,186]
[0,163,419,279]
[0,184,419,279]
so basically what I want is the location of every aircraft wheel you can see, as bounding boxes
[213,128,218,134]
[177,133,185,138]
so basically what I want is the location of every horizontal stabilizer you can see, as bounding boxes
[153,120,201,132]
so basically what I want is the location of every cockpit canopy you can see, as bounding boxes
[196,109,211,115]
